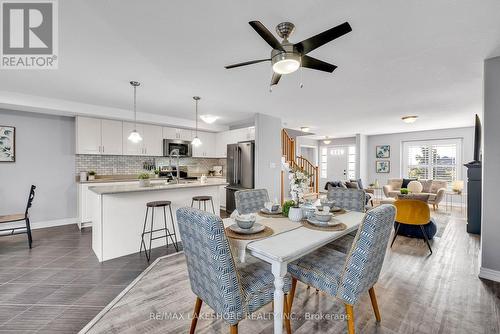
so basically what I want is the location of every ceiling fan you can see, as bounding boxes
[225,21,352,87]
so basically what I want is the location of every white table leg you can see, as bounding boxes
[272,261,287,334]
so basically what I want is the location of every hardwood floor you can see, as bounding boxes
[1,208,499,333]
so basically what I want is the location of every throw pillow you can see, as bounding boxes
[350,178,364,190]
[420,179,433,193]
[345,181,360,189]
[402,178,417,188]
[389,179,403,190]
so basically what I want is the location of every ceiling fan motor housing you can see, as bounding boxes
[276,22,295,40]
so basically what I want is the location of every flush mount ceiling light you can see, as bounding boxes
[300,126,310,132]
[402,115,418,123]
[128,81,143,143]
[191,96,202,147]
[323,136,331,145]
[200,114,219,124]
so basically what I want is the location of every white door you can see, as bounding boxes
[142,124,163,156]
[76,117,101,154]
[101,119,123,155]
[122,122,143,155]
[320,146,349,186]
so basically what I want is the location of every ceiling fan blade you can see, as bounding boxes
[301,55,337,73]
[225,58,271,69]
[294,22,352,54]
[271,72,281,86]
[249,21,285,52]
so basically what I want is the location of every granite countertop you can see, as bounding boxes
[79,175,225,184]
[89,179,228,195]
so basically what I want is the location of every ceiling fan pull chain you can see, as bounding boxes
[299,56,304,88]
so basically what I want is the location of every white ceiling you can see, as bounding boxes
[1,0,500,137]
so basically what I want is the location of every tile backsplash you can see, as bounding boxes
[76,155,226,176]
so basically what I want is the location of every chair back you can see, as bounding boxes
[176,207,243,324]
[235,188,269,214]
[394,199,430,226]
[25,185,36,217]
[336,204,396,305]
[327,187,366,212]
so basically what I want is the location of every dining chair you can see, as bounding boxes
[0,185,36,248]
[391,199,433,254]
[234,188,269,214]
[176,207,292,334]
[287,204,396,334]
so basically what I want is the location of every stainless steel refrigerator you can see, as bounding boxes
[226,141,255,213]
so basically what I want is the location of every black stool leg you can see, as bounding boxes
[198,201,200,209]
[163,206,169,250]
[204,201,206,211]
[419,225,433,254]
[147,207,155,262]
[390,222,401,248]
[140,207,149,256]
[191,199,194,208]
[25,217,33,249]
[168,204,179,252]
[210,199,215,214]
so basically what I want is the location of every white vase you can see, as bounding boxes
[288,207,303,222]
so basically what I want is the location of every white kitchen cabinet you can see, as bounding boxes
[76,117,123,155]
[162,127,177,139]
[214,126,255,158]
[192,131,216,157]
[163,126,192,141]
[142,124,163,156]
[101,119,123,155]
[123,122,143,155]
[215,131,229,158]
[219,185,227,209]
[76,117,102,154]
[179,129,193,141]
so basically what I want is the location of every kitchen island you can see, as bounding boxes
[88,179,228,262]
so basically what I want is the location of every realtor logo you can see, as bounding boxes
[1,0,58,69]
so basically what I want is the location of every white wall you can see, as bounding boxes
[366,127,474,188]
[296,136,318,165]
[356,134,368,185]
[0,110,77,226]
[480,56,500,281]
[254,113,282,202]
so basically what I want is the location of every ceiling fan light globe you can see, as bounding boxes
[128,130,143,143]
[273,59,300,74]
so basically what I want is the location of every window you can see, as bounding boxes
[320,147,327,178]
[348,146,356,179]
[402,139,462,185]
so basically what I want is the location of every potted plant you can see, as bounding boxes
[154,169,160,178]
[138,173,151,187]
[282,200,295,217]
[288,169,310,222]
[88,171,96,181]
[400,188,409,195]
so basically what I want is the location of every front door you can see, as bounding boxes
[320,146,349,188]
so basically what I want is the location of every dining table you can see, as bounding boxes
[223,208,366,334]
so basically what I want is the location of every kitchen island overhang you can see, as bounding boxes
[88,180,228,262]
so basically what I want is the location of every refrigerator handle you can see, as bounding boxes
[237,146,242,185]
[234,146,238,185]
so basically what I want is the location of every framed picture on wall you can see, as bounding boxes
[376,145,390,158]
[376,160,390,173]
[0,126,15,162]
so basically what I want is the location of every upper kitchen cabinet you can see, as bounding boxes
[163,127,192,141]
[123,122,163,156]
[76,117,122,155]
[192,131,216,157]
[214,126,255,158]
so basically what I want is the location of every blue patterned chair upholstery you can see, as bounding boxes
[287,204,396,333]
[176,207,292,332]
[235,189,269,214]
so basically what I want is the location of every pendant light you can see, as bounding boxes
[128,81,143,143]
[191,96,202,146]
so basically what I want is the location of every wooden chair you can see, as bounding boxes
[391,199,433,254]
[0,185,36,248]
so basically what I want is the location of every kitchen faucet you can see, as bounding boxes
[169,148,181,183]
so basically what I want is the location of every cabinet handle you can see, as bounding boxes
[102,146,104,153]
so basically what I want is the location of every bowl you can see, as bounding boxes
[320,199,336,208]
[314,212,333,222]
[235,214,256,229]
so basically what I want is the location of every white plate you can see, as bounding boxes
[306,217,342,227]
[260,207,282,215]
[228,223,265,235]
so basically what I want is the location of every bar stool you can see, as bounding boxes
[191,196,215,214]
[140,200,179,262]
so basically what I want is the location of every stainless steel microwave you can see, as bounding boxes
[163,139,192,157]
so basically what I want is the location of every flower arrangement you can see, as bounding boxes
[289,169,310,207]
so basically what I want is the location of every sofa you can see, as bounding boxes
[383,178,447,210]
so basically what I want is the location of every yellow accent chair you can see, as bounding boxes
[391,200,433,254]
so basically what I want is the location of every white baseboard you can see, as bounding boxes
[479,267,500,283]
[2,217,78,231]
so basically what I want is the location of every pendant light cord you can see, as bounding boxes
[195,98,198,137]
[133,85,137,129]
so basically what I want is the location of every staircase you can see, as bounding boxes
[280,129,319,204]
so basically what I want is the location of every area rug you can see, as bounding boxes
[432,211,451,238]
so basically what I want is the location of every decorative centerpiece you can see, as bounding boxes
[400,188,409,195]
[154,169,160,178]
[88,170,96,181]
[138,173,151,187]
[282,200,295,217]
[288,169,310,222]
[452,180,464,194]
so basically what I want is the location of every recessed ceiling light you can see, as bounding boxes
[323,136,331,145]
[402,115,418,123]
[200,114,219,124]
[300,127,310,132]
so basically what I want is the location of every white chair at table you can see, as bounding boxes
[287,204,397,334]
